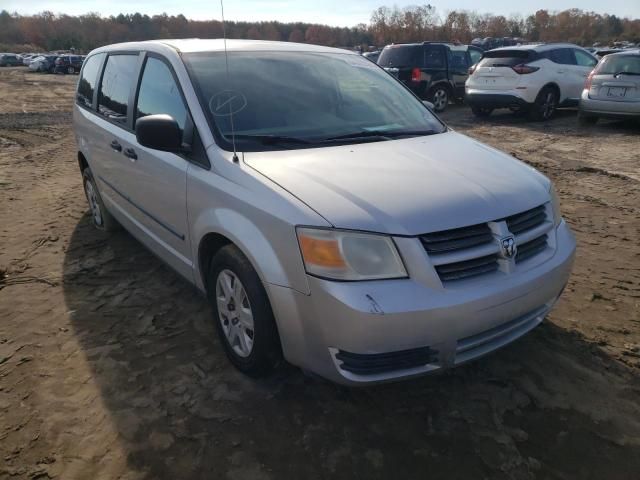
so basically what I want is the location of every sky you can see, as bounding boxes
[1,0,638,26]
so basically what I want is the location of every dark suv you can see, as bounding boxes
[377,42,483,111]
[54,55,84,74]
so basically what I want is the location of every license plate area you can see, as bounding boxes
[606,87,627,98]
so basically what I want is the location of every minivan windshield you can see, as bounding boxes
[183,51,446,151]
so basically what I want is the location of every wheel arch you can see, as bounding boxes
[77,151,89,173]
[539,82,561,101]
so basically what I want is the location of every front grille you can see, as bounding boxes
[419,223,493,253]
[505,205,547,235]
[335,346,438,375]
[435,254,499,282]
[516,234,548,263]
[421,204,550,283]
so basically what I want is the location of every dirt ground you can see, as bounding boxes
[0,66,639,480]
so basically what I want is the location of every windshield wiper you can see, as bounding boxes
[230,134,312,145]
[323,129,439,142]
[613,71,640,77]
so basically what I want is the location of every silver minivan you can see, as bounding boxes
[74,39,576,385]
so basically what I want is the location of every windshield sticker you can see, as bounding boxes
[209,90,247,117]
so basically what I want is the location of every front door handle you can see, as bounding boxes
[110,140,122,152]
[123,147,138,161]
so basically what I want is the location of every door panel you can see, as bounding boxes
[121,54,193,276]
[94,53,140,216]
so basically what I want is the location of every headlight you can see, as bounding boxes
[296,227,407,281]
[550,184,562,226]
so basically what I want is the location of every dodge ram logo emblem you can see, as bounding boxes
[501,236,517,258]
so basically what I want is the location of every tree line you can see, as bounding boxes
[0,5,638,53]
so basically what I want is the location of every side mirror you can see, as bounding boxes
[422,100,435,110]
[135,114,182,152]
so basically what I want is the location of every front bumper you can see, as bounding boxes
[268,221,576,385]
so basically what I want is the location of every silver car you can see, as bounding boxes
[73,40,576,385]
[579,50,640,124]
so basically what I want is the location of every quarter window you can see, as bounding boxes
[98,54,138,125]
[76,53,105,108]
[135,57,187,133]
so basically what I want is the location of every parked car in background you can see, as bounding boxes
[28,55,59,73]
[578,49,640,125]
[466,43,598,120]
[363,50,381,63]
[378,42,484,111]
[471,37,523,51]
[54,55,84,74]
[74,39,575,385]
[594,48,624,59]
[0,53,22,67]
[22,54,40,66]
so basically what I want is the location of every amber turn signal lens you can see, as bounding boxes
[298,234,346,268]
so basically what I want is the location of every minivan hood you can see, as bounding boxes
[244,131,550,235]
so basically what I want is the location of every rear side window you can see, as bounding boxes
[477,50,536,67]
[548,48,576,65]
[448,49,468,69]
[424,46,445,68]
[378,45,423,68]
[135,57,187,133]
[77,53,105,109]
[98,54,138,125]
[596,55,640,75]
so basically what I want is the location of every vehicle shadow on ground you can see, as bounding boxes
[62,213,640,480]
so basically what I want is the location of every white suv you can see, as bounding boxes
[466,43,598,120]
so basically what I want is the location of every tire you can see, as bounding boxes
[578,110,598,126]
[82,168,119,232]
[207,245,282,377]
[471,105,493,118]
[428,85,450,112]
[67,66,74,74]
[529,86,558,121]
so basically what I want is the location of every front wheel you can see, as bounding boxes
[428,85,450,112]
[207,245,282,377]
[471,106,493,118]
[67,66,75,74]
[529,86,558,121]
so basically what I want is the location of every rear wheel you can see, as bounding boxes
[82,168,119,232]
[67,66,75,74]
[529,86,558,121]
[577,110,598,126]
[207,245,282,377]
[471,106,493,118]
[428,85,450,112]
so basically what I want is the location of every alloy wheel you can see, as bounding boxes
[541,91,556,119]
[84,179,103,226]
[216,269,255,358]
[432,88,448,111]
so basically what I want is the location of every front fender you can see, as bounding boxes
[187,149,330,296]
[191,206,309,295]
